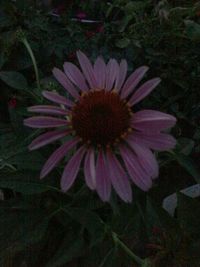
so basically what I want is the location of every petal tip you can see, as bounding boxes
[40,171,46,179]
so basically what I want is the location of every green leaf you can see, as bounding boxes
[124,1,148,13]
[185,20,200,40]
[177,137,195,155]
[0,53,6,69]
[115,37,130,48]
[177,193,200,237]
[172,152,200,183]
[46,235,84,267]
[0,71,28,90]
[145,197,178,237]
[63,208,105,246]
[118,15,133,32]
[0,208,49,259]
[0,171,60,194]
[5,150,44,170]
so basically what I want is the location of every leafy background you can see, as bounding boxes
[0,0,200,266]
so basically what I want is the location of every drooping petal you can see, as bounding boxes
[129,78,161,106]
[28,105,69,116]
[96,150,111,202]
[121,66,149,99]
[131,110,176,133]
[61,146,86,192]
[105,59,119,91]
[84,148,96,190]
[76,50,97,89]
[29,129,69,150]
[52,68,80,99]
[115,59,128,92]
[94,57,106,89]
[126,140,159,179]
[42,90,74,107]
[128,132,176,151]
[106,149,132,202]
[63,62,89,91]
[40,138,79,178]
[24,116,68,128]
[119,145,152,191]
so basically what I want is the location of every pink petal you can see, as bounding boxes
[106,149,132,202]
[84,148,96,190]
[52,68,80,99]
[121,66,149,99]
[129,78,161,106]
[28,105,69,116]
[40,138,79,178]
[128,132,176,151]
[115,59,128,92]
[61,146,86,191]
[76,50,97,89]
[29,129,69,150]
[63,62,89,91]
[24,116,68,128]
[42,90,74,107]
[94,57,106,89]
[126,140,159,179]
[131,110,176,133]
[105,59,119,91]
[119,145,152,191]
[96,150,111,202]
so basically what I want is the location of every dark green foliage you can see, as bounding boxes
[0,0,200,266]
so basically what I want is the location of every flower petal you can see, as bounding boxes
[121,66,149,99]
[119,145,152,191]
[126,140,159,179]
[129,78,161,106]
[24,116,68,128]
[115,59,128,92]
[84,148,96,190]
[53,68,80,99]
[96,149,111,202]
[94,57,106,89]
[29,129,69,150]
[128,132,176,151]
[40,138,79,178]
[63,62,89,91]
[131,110,176,133]
[42,90,74,107]
[106,149,132,202]
[61,146,86,191]
[76,50,97,89]
[28,105,69,116]
[105,59,119,91]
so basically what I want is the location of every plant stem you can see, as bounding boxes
[21,37,41,90]
[112,232,145,266]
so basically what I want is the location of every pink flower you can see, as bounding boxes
[8,98,17,108]
[52,3,66,15]
[76,11,87,20]
[24,51,176,202]
[96,24,104,33]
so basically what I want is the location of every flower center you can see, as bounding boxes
[71,90,131,147]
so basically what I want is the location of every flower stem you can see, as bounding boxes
[21,37,41,91]
[112,232,145,266]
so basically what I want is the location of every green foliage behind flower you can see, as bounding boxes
[0,0,200,266]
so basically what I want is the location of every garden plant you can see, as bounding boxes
[0,0,200,266]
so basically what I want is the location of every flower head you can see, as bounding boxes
[24,51,176,202]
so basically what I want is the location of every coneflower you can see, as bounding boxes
[24,51,176,202]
